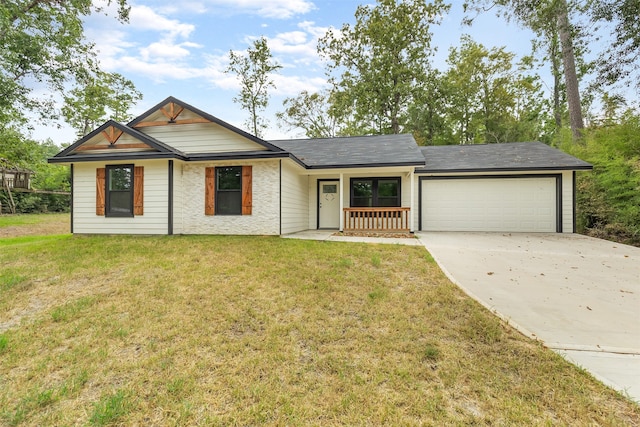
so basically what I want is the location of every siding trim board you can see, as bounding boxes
[168,160,173,235]
[70,164,74,234]
[418,174,563,233]
[279,160,282,236]
[573,171,577,233]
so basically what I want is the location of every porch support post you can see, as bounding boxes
[409,169,415,232]
[339,173,344,231]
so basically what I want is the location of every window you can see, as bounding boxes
[350,177,400,207]
[105,165,134,217]
[205,166,252,216]
[216,166,242,215]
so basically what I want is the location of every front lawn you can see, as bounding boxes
[0,213,70,238]
[0,232,637,425]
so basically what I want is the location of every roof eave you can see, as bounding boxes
[415,165,593,174]
[305,161,425,170]
[48,152,186,164]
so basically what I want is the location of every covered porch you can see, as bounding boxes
[310,167,415,233]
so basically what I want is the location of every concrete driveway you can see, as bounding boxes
[417,232,640,403]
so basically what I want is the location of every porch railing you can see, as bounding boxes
[343,207,410,232]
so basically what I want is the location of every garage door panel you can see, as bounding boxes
[421,177,558,232]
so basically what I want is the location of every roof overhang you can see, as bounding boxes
[415,165,594,174]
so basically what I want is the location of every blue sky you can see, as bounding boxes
[40,0,541,145]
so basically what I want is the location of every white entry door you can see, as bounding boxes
[318,181,340,229]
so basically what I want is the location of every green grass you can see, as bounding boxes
[0,213,68,228]
[0,233,638,426]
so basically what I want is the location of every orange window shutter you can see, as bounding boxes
[96,168,105,216]
[205,167,215,215]
[242,165,252,215]
[134,166,144,215]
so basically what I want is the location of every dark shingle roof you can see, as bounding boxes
[416,142,592,173]
[270,134,425,169]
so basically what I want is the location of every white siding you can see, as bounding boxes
[181,160,280,235]
[172,161,184,234]
[280,160,309,234]
[140,123,267,154]
[561,171,574,233]
[73,160,169,234]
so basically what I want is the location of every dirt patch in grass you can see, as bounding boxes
[0,213,70,238]
[0,235,638,426]
[336,231,415,238]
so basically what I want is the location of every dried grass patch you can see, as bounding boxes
[0,234,638,426]
[0,213,70,238]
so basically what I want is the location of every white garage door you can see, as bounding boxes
[421,177,558,232]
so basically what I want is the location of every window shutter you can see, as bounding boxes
[205,167,215,215]
[96,168,105,216]
[242,165,252,215]
[134,166,144,215]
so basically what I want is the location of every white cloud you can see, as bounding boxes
[128,5,195,38]
[140,0,314,19]
[268,21,329,66]
[140,40,202,61]
[206,0,315,19]
[271,74,327,96]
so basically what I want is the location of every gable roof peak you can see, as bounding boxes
[128,96,284,152]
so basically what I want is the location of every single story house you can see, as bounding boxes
[49,96,592,235]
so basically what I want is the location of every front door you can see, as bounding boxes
[318,180,340,229]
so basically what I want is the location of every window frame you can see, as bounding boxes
[215,166,243,215]
[349,177,401,208]
[105,164,134,218]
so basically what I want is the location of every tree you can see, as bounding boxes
[0,126,69,191]
[0,0,130,125]
[556,0,584,139]
[62,71,142,137]
[442,36,545,144]
[226,37,281,138]
[318,0,450,135]
[276,90,341,138]
[464,0,585,141]
[407,69,451,145]
[591,0,640,93]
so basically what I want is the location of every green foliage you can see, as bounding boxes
[562,110,640,245]
[0,0,130,125]
[591,0,640,92]
[318,0,450,135]
[226,37,281,137]
[1,192,70,213]
[464,0,586,140]
[0,334,8,353]
[423,343,440,361]
[277,90,340,138]
[443,36,546,144]
[62,71,142,137]
[90,389,132,426]
[0,126,70,212]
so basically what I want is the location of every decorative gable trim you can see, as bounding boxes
[132,101,213,128]
[128,96,285,153]
[53,120,184,160]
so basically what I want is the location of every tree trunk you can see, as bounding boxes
[548,31,563,129]
[557,0,584,141]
